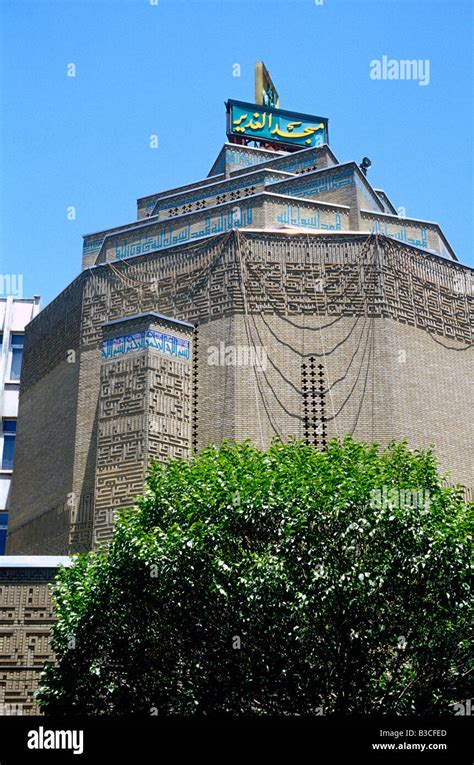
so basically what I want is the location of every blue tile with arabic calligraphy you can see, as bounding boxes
[101,329,190,361]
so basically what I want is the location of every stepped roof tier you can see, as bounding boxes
[82,134,458,271]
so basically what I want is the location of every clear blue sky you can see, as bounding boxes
[1,0,472,306]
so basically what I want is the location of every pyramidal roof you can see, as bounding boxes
[82,94,458,270]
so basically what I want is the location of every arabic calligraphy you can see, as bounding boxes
[230,103,326,147]
[83,238,103,255]
[226,148,270,170]
[270,168,354,199]
[276,205,342,231]
[370,219,428,249]
[101,329,190,361]
[109,207,253,261]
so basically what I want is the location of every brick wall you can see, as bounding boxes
[93,314,193,546]
[0,566,60,715]
[8,230,473,554]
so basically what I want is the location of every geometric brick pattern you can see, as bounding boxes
[147,353,192,464]
[302,359,328,449]
[93,314,193,547]
[0,568,58,715]
[9,230,473,557]
[77,232,472,349]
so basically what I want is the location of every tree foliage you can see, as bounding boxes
[37,438,473,715]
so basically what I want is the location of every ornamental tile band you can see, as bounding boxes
[101,329,190,361]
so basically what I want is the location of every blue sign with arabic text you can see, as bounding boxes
[227,100,328,149]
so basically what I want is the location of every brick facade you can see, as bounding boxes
[3,130,472,714]
[7,230,473,556]
[0,561,69,715]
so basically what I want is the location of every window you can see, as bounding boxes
[10,334,24,380]
[2,420,17,470]
[0,513,7,555]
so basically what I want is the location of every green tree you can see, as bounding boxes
[37,438,472,715]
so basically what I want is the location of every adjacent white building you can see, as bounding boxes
[0,296,41,552]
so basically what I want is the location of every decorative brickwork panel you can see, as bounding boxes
[94,355,148,545]
[137,172,226,220]
[302,359,328,449]
[69,493,94,552]
[93,318,192,547]
[140,169,286,222]
[0,568,59,715]
[80,233,238,347]
[147,354,192,464]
